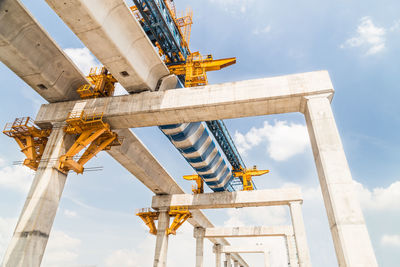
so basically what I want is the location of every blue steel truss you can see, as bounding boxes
[132,0,190,64]
[205,120,246,171]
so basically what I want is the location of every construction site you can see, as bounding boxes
[1,0,395,266]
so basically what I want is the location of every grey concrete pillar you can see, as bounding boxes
[193,227,205,267]
[153,209,170,267]
[304,94,378,267]
[233,260,239,267]
[213,244,222,267]
[286,234,298,267]
[264,250,271,267]
[225,253,232,267]
[289,201,311,267]
[1,126,72,267]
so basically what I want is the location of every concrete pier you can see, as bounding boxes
[221,246,271,267]
[289,201,311,267]
[225,253,232,267]
[304,94,378,266]
[153,210,170,267]
[1,126,72,267]
[213,244,222,267]
[194,227,205,267]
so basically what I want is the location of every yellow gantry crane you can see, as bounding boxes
[77,67,117,99]
[233,166,270,191]
[136,206,191,235]
[3,117,51,171]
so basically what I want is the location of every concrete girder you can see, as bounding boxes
[151,188,303,210]
[0,0,86,102]
[44,0,170,93]
[203,226,293,238]
[221,245,268,254]
[35,71,334,129]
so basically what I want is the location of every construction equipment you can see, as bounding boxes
[183,174,204,194]
[136,206,191,235]
[3,117,51,170]
[233,166,270,191]
[77,67,117,99]
[57,111,122,174]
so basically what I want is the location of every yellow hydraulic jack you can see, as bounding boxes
[233,166,269,191]
[57,111,121,174]
[3,117,51,171]
[136,206,191,235]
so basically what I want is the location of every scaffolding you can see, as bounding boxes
[3,117,51,170]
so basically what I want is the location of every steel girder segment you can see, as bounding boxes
[45,0,170,93]
[0,0,86,102]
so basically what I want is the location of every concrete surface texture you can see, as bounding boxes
[35,71,334,129]
[151,188,303,209]
[45,0,169,93]
[0,0,86,102]
[203,226,293,238]
[289,201,311,267]
[153,210,170,267]
[1,126,73,267]
[304,94,378,267]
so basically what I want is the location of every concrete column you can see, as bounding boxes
[193,227,205,267]
[225,253,232,267]
[213,244,222,267]
[264,250,271,267]
[1,126,72,267]
[233,260,239,267]
[286,234,298,267]
[304,94,378,267]
[153,209,170,267]
[289,201,311,267]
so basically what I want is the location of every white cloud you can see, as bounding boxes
[341,17,386,55]
[354,181,400,211]
[41,231,82,267]
[0,217,17,259]
[0,163,34,193]
[209,0,254,14]
[64,209,78,218]
[105,249,140,267]
[381,234,400,247]
[253,25,271,35]
[234,120,309,161]
[64,47,101,75]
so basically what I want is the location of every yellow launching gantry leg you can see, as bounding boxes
[183,174,204,194]
[233,166,270,191]
[168,52,236,87]
[136,206,191,235]
[3,117,51,171]
[57,111,122,174]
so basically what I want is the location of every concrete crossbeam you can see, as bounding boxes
[203,226,293,238]
[221,246,267,254]
[0,0,86,102]
[152,188,302,210]
[34,71,334,129]
[45,0,170,93]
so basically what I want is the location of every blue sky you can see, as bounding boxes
[1,0,400,266]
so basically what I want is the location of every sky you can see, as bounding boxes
[1,0,400,266]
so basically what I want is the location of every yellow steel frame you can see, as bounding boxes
[183,174,204,194]
[77,67,117,99]
[233,166,270,191]
[136,206,191,236]
[137,208,159,235]
[167,206,191,235]
[168,52,236,87]
[3,117,51,171]
[58,111,121,174]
